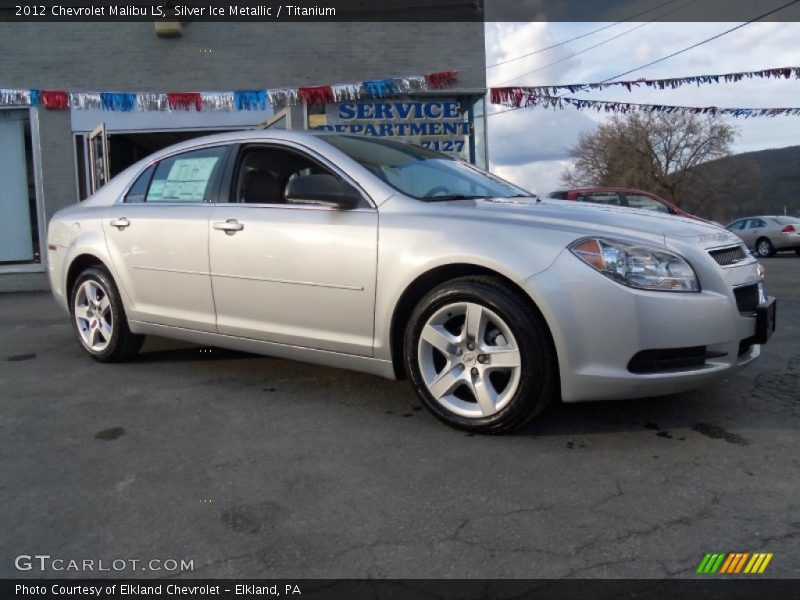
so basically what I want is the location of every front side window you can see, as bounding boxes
[625,193,670,213]
[144,146,227,203]
[728,220,745,231]
[234,146,338,205]
[321,135,529,200]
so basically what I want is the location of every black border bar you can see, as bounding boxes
[2,0,800,22]
[4,579,800,600]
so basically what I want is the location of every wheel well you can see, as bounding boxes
[66,254,108,299]
[389,264,556,379]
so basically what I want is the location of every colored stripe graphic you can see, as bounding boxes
[697,553,713,573]
[719,554,736,573]
[699,552,774,574]
[734,553,750,573]
[698,553,727,573]
[759,554,774,573]
[723,553,749,573]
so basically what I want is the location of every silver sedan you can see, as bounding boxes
[47,131,776,433]
[726,215,800,257]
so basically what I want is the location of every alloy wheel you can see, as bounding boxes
[417,301,522,418]
[74,280,114,352]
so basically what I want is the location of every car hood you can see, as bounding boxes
[432,197,741,248]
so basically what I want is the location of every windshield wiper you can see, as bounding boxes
[423,194,489,202]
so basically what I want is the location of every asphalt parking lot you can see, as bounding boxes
[1,257,798,579]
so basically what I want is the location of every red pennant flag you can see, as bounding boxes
[425,71,458,89]
[298,86,334,105]
[40,90,69,110]
[167,92,202,111]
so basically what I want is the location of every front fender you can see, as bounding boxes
[372,211,571,361]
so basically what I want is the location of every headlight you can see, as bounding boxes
[569,238,700,292]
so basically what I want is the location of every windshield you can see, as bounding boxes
[321,135,532,201]
[774,216,800,225]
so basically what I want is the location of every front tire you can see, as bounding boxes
[756,237,774,258]
[70,266,143,362]
[404,276,557,434]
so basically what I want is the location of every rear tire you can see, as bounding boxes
[756,237,774,258]
[404,276,557,434]
[70,266,143,362]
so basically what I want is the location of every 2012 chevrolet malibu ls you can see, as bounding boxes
[47,131,777,433]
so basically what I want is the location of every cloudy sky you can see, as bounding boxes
[484,22,800,194]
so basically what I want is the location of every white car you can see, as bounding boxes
[47,131,776,433]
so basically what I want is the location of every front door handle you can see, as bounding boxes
[213,219,245,235]
[110,217,130,230]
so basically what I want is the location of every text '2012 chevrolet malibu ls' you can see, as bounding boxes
[47,131,777,433]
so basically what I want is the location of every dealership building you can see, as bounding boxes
[0,22,487,291]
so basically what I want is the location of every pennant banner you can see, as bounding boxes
[493,66,800,97]
[491,92,800,118]
[0,70,458,111]
[0,88,36,106]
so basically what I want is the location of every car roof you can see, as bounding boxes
[564,187,657,194]
[143,129,329,162]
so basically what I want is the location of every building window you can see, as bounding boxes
[0,109,40,265]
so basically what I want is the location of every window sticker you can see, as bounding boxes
[148,156,219,202]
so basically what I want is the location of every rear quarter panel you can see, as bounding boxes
[47,205,126,313]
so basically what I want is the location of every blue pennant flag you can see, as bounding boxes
[234,90,266,110]
[100,92,136,111]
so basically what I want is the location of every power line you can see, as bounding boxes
[488,0,800,117]
[492,0,701,87]
[493,22,655,86]
[486,0,683,69]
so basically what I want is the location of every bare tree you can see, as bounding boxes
[562,112,742,213]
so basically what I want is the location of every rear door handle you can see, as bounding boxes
[213,219,245,235]
[110,218,130,230]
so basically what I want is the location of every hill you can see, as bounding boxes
[693,145,800,222]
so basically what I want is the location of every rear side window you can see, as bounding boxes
[124,165,155,203]
[576,192,622,206]
[625,193,670,213]
[145,146,227,203]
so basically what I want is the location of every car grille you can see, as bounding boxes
[734,283,760,313]
[709,245,748,266]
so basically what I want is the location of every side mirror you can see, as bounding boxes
[285,174,363,209]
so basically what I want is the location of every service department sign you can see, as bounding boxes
[310,98,472,158]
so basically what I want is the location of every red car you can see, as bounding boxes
[547,188,705,222]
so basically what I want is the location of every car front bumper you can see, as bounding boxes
[521,250,772,403]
